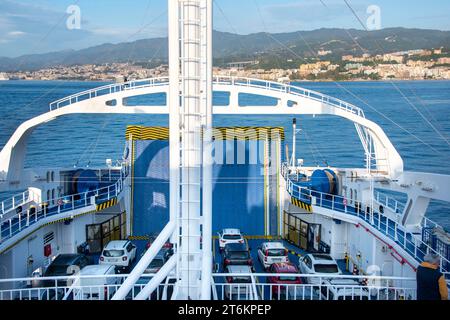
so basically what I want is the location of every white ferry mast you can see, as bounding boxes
[113,0,213,300]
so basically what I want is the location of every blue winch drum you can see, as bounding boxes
[72,170,100,196]
[310,169,338,195]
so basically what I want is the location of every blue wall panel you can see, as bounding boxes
[132,140,170,236]
[131,129,282,238]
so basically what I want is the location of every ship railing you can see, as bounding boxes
[48,76,365,118]
[0,166,128,245]
[0,189,41,218]
[213,76,365,117]
[374,190,406,215]
[286,179,450,273]
[0,273,416,301]
[49,77,170,111]
[421,216,442,230]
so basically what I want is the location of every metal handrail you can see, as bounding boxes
[213,76,365,117]
[0,189,41,219]
[0,273,417,301]
[0,167,128,244]
[285,175,450,272]
[49,77,170,111]
[374,190,406,214]
[48,76,365,118]
[421,216,442,230]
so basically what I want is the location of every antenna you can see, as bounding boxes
[291,118,296,166]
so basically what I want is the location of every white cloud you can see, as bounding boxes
[7,30,25,37]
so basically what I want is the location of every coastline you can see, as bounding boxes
[2,78,450,84]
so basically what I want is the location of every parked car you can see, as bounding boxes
[222,243,254,271]
[257,242,289,269]
[267,262,302,299]
[42,254,91,284]
[144,250,168,274]
[145,234,173,251]
[35,253,92,299]
[77,264,118,300]
[320,279,370,300]
[298,253,341,284]
[99,240,137,272]
[224,265,257,300]
[218,228,245,250]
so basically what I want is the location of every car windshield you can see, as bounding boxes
[149,259,164,268]
[278,276,298,281]
[228,251,249,259]
[103,249,124,257]
[268,249,286,256]
[314,264,339,273]
[223,235,241,240]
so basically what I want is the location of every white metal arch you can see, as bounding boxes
[0,76,403,183]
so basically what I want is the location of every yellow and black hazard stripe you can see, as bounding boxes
[128,235,150,241]
[290,197,313,212]
[126,126,169,140]
[42,209,98,227]
[213,127,285,141]
[125,126,285,141]
[96,198,118,211]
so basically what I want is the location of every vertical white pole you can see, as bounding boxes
[178,0,203,300]
[200,0,213,300]
[169,0,180,245]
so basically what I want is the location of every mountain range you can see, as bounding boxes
[1,28,449,72]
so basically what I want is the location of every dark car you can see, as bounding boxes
[34,254,92,300]
[145,250,168,274]
[41,254,91,285]
[222,243,254,270]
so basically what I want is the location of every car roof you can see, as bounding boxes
[222,228,241,235]
[104,240,129,250]
[80,265,115,275]
[262,242,285,249]
[53,254,83,265]
[225,243,247,251]
[226,265,252,273]
[271,262,298,273]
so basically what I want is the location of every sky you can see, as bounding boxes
[0,0,449,57]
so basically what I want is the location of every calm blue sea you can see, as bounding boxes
[0,80,449,229]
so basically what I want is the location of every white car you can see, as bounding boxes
[76,264,118,300]
[218,228,244,250]
[224,265,258,300]
[320,279,370,300]
[298,253,341,284]
[99,240,137,272]
[257,242,288,269]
